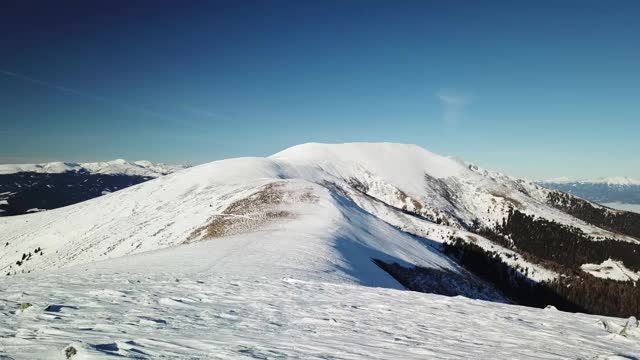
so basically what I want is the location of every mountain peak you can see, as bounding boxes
[270,142,472,202]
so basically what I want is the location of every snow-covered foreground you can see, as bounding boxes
[1,253,639,359]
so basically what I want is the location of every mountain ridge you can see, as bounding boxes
[0,159,187,177]
[2,142,640,317]
[541,176,640,186]
[540,177,640,205]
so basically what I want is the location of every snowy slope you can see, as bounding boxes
[273,143,636,242]
[0,156,464,289]
[1,143,635,280]
[1,248,639,359]
[581,259,640,282]
[0,159,185,177]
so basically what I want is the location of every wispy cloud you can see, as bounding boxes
[183,105,227,120]
[0,69,175,122]
[437,89,473,125]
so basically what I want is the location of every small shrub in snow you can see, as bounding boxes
[64,346,77,359]
[619,316,638,337]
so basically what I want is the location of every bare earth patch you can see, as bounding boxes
[186,182,318,242]
[488,190,523,209]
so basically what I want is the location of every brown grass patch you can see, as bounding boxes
[186,182,317,243]
[489,190,523,209]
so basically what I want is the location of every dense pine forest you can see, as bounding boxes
[0,172,153,216]
[444,238,640,318]
[449,207,640,318]
[501,209,640,272]
[547,190,640,239]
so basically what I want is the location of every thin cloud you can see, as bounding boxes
[437,89,473,125]
[0,69,175,122]
[183,105,226,120]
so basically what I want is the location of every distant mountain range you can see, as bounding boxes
[0,160,187,216]
[539,177,640,205]
[0,159,185,177]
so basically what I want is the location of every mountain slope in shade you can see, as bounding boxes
[0,160,188,217]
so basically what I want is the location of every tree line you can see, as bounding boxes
[444,238,640,318]
[547,190,640,240]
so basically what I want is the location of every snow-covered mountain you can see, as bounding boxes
[1,143,639,358]
[0,159,185,177]
[540,177,640,205]
[0,160,187,216]
[1,142,638,286]
[1,146,469,287]
[543,176,640,186]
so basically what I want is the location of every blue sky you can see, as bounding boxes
[1,1,638,179]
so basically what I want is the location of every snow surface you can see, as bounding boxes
[1,244,639,359]
[274,143,635,243]
[331,178,558,282]
[0,160,185,177]
[25,208,46,213]
[272,142,468,197]
[581,259,640,282]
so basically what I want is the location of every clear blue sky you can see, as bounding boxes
[1,0,638,179]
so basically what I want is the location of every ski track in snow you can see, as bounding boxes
[1,271,639,359]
